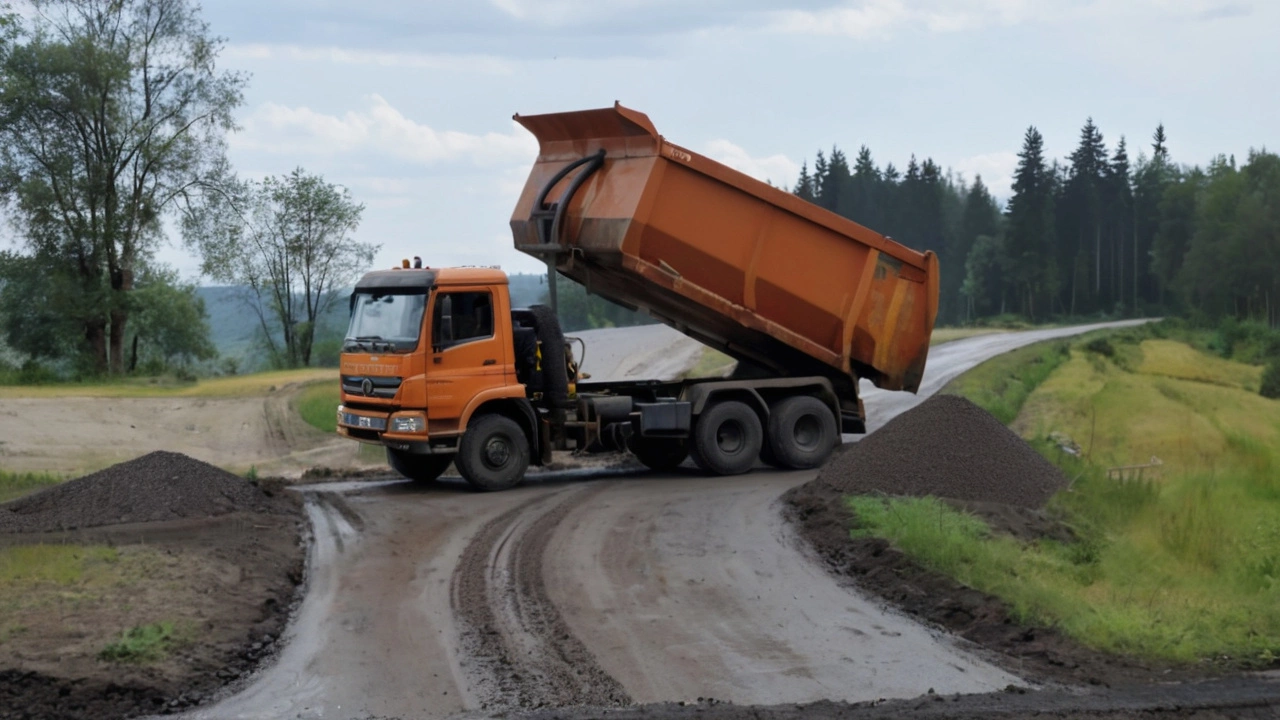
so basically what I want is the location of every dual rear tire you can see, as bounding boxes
[684,396,838,476]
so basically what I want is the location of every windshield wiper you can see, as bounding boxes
[345,335,388,352]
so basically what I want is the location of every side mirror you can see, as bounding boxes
[434,295,454,351]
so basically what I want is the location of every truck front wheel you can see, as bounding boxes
[690,400,762,476]
[628,437,689,472]
[386,448,454,483]
[456,414,530,492]
[767,396,838,469]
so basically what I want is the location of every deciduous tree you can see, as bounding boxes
[184,168,376,367]
[0,0,244,373]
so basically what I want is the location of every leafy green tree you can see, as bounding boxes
[960,234,1009,321]
[539,279,654,332]
[1150,166,1201,308]
[184,168,376,367]
[0,249,91,368]
[0,0,245,374]
[128,268,215,371]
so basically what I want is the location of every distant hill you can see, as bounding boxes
[198,272,652,369]
[197,286,348,371]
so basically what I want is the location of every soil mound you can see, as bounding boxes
[0,451,281,533]
[816,394,1068,508]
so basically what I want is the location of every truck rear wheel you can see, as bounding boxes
[386,448,454,483]
[456,414,530,492]
[627,437,689,472]
[690,400,761,476]
[767,396,837,469]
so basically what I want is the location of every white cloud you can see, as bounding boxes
[489,0,665,24]
[702,139,800,188]
[223,44,513,74]
[768,0,1033,39]
[953,151,1018,200]
[766,0,1250,40]
[231,95,538,168]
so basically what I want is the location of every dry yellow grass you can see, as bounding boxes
[1015,339,1279,473]
[1138,339,1264,392]
[0,368,336,399]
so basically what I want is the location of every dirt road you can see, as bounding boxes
[182,321,1158,719]
[0,388,355,476]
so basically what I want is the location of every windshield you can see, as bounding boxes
[345,291,428,352]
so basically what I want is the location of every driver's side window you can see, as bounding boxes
[432,292,494,349]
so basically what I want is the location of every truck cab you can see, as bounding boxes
[338,266,541,490]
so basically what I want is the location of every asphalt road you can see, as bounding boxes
[190,320,1150,720]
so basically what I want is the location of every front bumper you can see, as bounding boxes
[336,406,459,454]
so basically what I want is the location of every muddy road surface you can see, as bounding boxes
[186,321,1152,719]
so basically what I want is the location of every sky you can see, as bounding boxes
[144,0,1279,278]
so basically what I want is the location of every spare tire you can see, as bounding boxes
[529,304,571,408]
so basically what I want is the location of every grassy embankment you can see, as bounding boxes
[848,323,1280,664]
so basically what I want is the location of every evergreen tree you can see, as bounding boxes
[794,161,816,202]
[1006,127,1056,319]
[1106,137,1133,313]
[1152,124,1169,159]
[1060,118,1110,314]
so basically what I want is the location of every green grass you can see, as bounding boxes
[851,333,1280,664]
[99,622,182,663]
[0,367,336,399]
[929,327,1006,345]
[941,338,1073,424]
[0,470,62,504]
[296,381,340,433]
[0,545,119,585]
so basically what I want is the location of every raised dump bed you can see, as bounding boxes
[509,103,938,397]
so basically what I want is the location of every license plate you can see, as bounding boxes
[340,412,387,431]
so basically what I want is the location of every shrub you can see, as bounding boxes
[1262,358,1280,400]
[1084,337,1115,357]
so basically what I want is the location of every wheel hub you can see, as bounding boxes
[484,437,511,467]
[794,415,821,450]
[717,420,745,454]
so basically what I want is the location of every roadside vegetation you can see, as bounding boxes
[853,322,1280,663]
[297,382,340,433]
[99,622,185,663]
[0,470,61,504]
[941,339,1073,424]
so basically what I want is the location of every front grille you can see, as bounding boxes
[341,375,403,398]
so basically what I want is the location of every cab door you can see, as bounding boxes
[425,288,510,430]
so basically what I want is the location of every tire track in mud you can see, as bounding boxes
[452,483,631,710]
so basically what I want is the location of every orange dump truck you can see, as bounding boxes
[337,104,938,490]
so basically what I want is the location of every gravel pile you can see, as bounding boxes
[816,394,1068,508]
[0,451,280,533]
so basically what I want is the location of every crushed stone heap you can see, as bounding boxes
[0,451,281,533]
[816,394,1069,508]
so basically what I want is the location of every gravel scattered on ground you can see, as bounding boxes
[0,451,286,533]
[815,394,1068,508]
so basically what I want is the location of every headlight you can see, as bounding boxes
[390,414,426,433]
